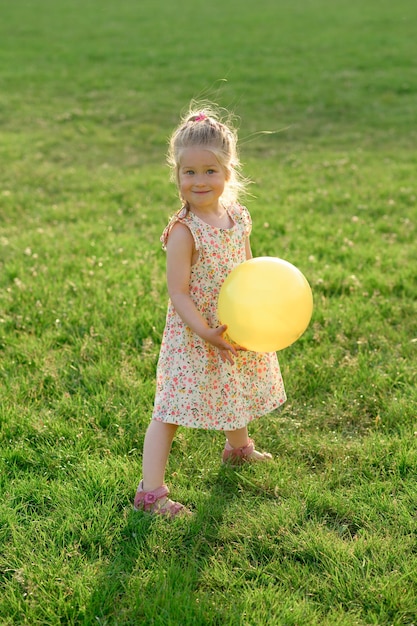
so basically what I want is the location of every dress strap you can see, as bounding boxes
[160,207,202,251]
[228,203,252,236]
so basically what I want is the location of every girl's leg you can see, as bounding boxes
[142,420,179,490]
[224,426,272,462]
[135,420,189,516]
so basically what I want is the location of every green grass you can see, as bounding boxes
[1,0,417,624]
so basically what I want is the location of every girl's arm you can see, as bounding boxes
[165,222,238,365]
[245,236,252,260]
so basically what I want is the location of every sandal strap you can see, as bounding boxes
[159,500,187,517]
[134,481,169,512]
[134,482,190,517]
[223,438,255,462]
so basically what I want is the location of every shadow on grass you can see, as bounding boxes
[83,465,267,625]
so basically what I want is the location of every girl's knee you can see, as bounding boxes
[148,419,179,438]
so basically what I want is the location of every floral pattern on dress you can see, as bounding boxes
[153,204,286,430]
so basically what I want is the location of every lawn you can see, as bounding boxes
[1,0,417,624]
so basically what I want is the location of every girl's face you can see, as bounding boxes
[178,147,228,213]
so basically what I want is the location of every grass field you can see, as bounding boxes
[1,0,417,624]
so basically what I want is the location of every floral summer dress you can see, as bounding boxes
[152,203,286,430]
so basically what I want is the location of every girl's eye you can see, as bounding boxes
[207,169,216,174]
[185,170,194,175]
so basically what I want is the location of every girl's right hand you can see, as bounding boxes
[205,324,243,365]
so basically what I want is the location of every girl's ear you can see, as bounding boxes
[224,166,232,182]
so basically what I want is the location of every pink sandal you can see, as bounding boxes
[222,438,273,465]
[133,481,190,517]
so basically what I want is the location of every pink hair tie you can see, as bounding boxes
[194,113,207,122]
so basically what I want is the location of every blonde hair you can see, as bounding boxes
[167,104,248,208]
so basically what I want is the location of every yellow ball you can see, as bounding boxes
[218,257,313,352]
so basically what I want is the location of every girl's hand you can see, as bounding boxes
[205,325,246,365]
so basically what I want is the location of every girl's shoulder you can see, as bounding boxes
[160,207,197,251]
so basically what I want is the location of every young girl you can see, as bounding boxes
[134,106,286,516]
